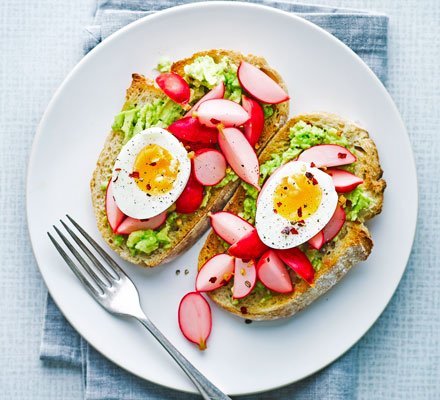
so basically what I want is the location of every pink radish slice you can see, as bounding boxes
[228,229,269,260]
[326,168,363,192]
[115,212,167,235]
[218,127,261,190]
[178,292,212,351]
[322,206,346,244]
[237,61,289,104]
[308,231,324,250]
[242,95,265,146]
[175,174,204,214]
[196,253,235,292]
[185,82,225,117]
[105,178,125,232]
[297,144,356,168]
[233,258,257,299]
[276,247,315,286]
[257,250,293,293]
[193,149,227,186]
[209,211,254,245]
[196,99,250,128]
[168,116,218,144]
[155,72,190,106]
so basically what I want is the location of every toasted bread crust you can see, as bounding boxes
[198,113,385,320]
[91,50,289,267]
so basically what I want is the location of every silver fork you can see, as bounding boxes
[48,215,231,400]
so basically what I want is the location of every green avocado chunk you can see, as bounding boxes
[112,98,184,144]
[184,56,242,103]
[126,212,179,256]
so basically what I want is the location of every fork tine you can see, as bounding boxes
[60,220,116,284]
[53,225,108,291]
[48,232,101,297]
[66,215,126,279]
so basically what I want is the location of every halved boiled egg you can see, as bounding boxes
[112,127,191,219]
[255,161,338,249]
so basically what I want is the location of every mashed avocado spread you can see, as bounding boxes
[184,55,242,103]
[126,212,179,256]
[112,98,184,144]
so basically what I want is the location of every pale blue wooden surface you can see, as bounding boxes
[1,0,438,398]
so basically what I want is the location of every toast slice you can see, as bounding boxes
[90,50,289,268]
[198,113,386,320]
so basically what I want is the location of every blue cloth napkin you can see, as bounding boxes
[40,1,388,399]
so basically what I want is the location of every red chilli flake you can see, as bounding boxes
[209,277,217,284]
[290,227,299,235]
[281,226,290,235]
[312,177,318,185]
[346,200,353,208]
[210,118,221,125]
[129,171,140,179]
[305,171,314,181]
[240,306,248,314]
[338,152,347,159]
[277,202,282,207]
[297,207,303,217]
[149,162,157,166]
[273,208,278,214]
[112,176,118,183]
[115,168,121,171]
[310,162,316,168]
[146,184,152,191]
[297,219,305,226]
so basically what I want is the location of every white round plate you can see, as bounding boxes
[27,2,417,395]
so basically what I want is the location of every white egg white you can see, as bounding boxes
[255,161,338,249]
[112,127,191,219]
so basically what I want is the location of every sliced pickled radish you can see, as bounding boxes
[326,168,363,192]
[218,127,260,190]
[105,178,125,232]
[233,258,257,299]
[175,174,203,214]
[115,212,167,235]
[193,149,226,186]
[297,144,356,168]
[168,116,218,144]
[196,99,250,128]
[242,95,264,146]
[308,230,324,250]
[155,72,190,107]
[178,292,212,351]
[237,61,289,104]
[322,206,346,244]
[185,82,225,117]
[276,247,315,286]
[257,250,293,293]
[196,253,235,292]
[228,229,268,260]
[209,211,254,245]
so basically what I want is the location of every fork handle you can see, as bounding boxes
[135,315,231,400]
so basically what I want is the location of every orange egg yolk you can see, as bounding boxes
[132,144,179,195]
[273,173,322,221]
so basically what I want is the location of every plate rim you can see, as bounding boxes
[26,1,418,395]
